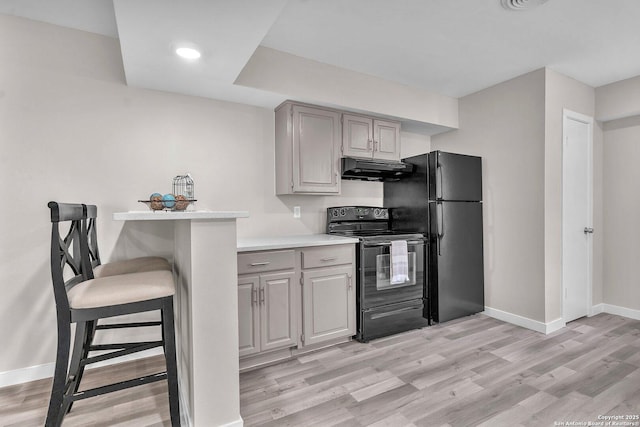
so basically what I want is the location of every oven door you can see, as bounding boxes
[360,238,425,308]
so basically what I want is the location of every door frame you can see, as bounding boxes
[562,108,594,321]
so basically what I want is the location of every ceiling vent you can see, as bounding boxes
[501,0,549,11]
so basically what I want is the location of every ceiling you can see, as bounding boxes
[2,0,640,109]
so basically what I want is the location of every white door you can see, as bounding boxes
[562,109,593,322]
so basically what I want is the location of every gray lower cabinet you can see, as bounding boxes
[237,272,297,357]
[300,245,355,347]
[301,265,355,346]
[238,275,260,357]
[238,244,355,364]
[237,251,297,358]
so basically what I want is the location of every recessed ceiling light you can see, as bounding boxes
[501,0,549,11]
[175,47,201,60]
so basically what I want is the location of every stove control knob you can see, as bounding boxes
[340,208,346,216]
[331,209,339,218]
[374,208,381,217]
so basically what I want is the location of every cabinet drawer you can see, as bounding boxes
[238,250,295,275]
[301,245,353,269]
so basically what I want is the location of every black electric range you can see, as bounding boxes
[327,206,429,342]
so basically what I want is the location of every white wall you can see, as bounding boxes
[432,69,547,322]
[0,15,395,376]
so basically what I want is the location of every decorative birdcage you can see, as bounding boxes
[139,174,196,211]
[173,173,194,199]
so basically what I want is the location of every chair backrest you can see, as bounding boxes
[48,202,88,315]
[85,204,102,275]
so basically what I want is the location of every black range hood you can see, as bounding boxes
[341,157,415,182]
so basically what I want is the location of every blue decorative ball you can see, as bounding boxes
[162,194,176,209]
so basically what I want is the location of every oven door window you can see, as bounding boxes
[376,252,416,289]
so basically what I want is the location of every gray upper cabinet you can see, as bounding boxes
[275,102,341,195]
[342,114,401,162]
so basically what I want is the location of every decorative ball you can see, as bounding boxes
[174,194,189,211]
[162,193,176,209]
[149,193,164,210]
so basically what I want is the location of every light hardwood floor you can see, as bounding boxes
[1,313,639,426]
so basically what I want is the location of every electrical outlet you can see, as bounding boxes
[293,206,301,218]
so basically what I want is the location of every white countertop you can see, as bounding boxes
[237,234,359,252]
[113,210,250,221]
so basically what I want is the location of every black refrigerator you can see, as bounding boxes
[384,151,484,323]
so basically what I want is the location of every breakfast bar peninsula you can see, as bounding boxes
[114,210,249,427]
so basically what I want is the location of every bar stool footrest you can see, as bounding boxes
[96,321,162,330]
[83,341,163,365]
[71,372,168,402]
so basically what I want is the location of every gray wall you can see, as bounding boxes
[432,69,547,322]
[432,69,599,325]
[602,116,640,312]
[596,76,640,314]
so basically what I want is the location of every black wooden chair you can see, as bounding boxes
[46,202,180,426]
[85,204,171,278]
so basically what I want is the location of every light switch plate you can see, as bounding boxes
[293,206,301,218]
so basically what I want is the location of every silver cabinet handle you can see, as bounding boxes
[250,261,270,266]
[259,286,265,304]
[321,257,337,262]
[584,227,594,234]
[252,288,258,305]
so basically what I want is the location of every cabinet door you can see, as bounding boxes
[302,265,355,346]
[292,105,341,194]
[238,276,260,357]
[342,114,373,159]
[373,120,401,161]
[260,271,297,352]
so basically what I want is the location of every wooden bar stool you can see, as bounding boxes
[85,204,171,278]
[46,202,180,426]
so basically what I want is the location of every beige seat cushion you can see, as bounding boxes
[68,270,175,309]
[93,256,171,278]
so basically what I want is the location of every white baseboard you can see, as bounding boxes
[221,418,244,427]
[485,303,640,335]
[0,347,162,388]
[598,303,640,320]
[483,307,565,334]
[545,317,567,334]
[590,303,605,316]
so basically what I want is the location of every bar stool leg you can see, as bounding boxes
[64,320,96,414]
[46,319,71,427]
[162,297,180,426]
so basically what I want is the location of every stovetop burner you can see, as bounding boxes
[326,206,424,241]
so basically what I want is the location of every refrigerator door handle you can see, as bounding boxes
[436,160,443,200]
[437,202,444,256]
